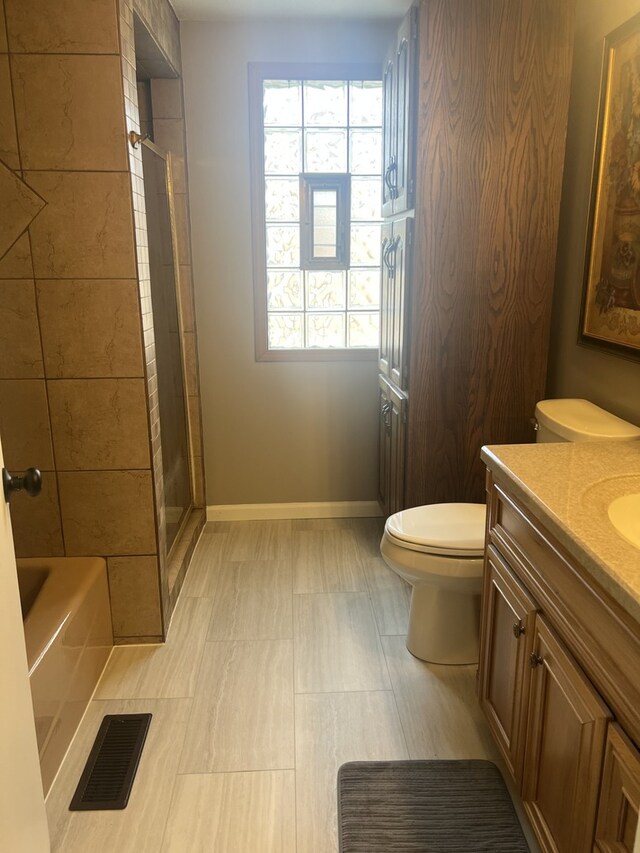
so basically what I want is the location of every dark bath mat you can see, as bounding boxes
[69,713,151,811]
[337,759,530,852]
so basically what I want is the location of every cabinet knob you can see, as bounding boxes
[512,621,525,639]
[529,652,544,669]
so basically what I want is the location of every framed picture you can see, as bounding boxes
[581,11,640,358]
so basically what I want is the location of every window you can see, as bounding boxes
[249,64,383,360]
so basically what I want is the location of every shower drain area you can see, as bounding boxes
[69,714,152,811]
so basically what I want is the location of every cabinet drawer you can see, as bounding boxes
[595,724,640,853]
[487,477,640,746]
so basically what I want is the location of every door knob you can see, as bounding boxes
[2,467,42,503]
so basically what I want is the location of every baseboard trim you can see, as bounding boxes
[206,500,382,522]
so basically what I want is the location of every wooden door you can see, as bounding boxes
[594,725,640,853]
[389,216,412,391]
[523,615,611,853]
[379,221,394,378]
[478,547,538,785]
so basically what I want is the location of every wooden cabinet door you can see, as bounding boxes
[381,4,417,217]
[381,49,396,219]
[392,5,417,216]
[523,615,611,853]
[594,724,640,853]
[478,547,538,785]
[389,216,412,391]
[378,374,407,516]
[379,221,394,378]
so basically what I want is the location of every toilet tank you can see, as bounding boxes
[534,399,640,443]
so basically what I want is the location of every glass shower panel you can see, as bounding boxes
[141,142,191,554]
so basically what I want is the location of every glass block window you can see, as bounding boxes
[251,68,383,357]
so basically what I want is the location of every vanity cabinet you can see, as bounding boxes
[378,0,575,514]
[478,472,640,853]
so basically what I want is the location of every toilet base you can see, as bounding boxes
[406,583,481,664]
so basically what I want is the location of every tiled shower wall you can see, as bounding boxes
[0,0,205,641]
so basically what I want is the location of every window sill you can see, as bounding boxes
[255,347,378,363]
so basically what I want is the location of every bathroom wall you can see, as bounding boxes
[181,19,394,507]
[548,0,640,424]
[0,0,204,642]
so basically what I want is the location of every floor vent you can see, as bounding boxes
[69,713,152,811]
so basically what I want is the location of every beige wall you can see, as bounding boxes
[181,19,394,505]
[548,0,640,425]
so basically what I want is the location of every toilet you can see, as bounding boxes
[380,398,640,665]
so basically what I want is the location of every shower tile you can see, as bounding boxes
[381,635,499,761]
[162,771,296,853]
[293,592,391,693]
[150,79,183,120]
[107,556,163,639]
[295,691,408,853]
[362,556,411,636]
[207,559,293,641]
[46,697,191,853]
[291,528,367,593]
[12,55,127,172]
[95,596,212,700]
[179,639,294,773]
[37,279,144,378]
[10,470,64,557]
[0,164,45,262]
[0,379,53,470]
[0,56,19,170]
[58,470,156,555]
[0,233,32,278]
[0,279,43,378]
[4,0,119,54]
[26,171,136,279]
[48,378,150,470]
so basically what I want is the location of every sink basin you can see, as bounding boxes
[608,493,640,549]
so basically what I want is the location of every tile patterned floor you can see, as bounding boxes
[46,518,533,852]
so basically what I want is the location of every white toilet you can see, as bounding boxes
[380,398,640,665]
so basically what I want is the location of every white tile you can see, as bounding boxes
[295,691,408,853]
[95,597,212,699]
[382,635,500,760]
[161,770,296,853]
[294,592,391,693]
[47,697,191,853]
[179,639,294,773]
[207,559,292,640]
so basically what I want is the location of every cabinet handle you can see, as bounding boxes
[512,621,525,639]
[529,652,544,669]
[385,156,399,199]
[381,399,393,435]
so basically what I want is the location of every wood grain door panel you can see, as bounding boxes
[595,725,640,853]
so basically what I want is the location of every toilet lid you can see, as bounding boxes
[385,503,487,556]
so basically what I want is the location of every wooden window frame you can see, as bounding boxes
[249,62,381,363]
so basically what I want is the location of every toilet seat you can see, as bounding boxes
[384,503,486,557]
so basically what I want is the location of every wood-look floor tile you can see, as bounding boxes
[161,770,296,853]
[180,532,227,598]
[207,560,292,641]
[291,518,354,531]
[95,597,212,699]
[47,697,191,853]
[179,639,294,773]
[295,691,408,853]
[215,520,292,561]
[347,516,384,559]
[294,592,391,693]
[381,635,499,760]
[363,556,411,636]
[292,529,367,594]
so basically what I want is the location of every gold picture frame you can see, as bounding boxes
[581,11,640,359]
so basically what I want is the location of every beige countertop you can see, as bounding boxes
[481,441,640,624]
